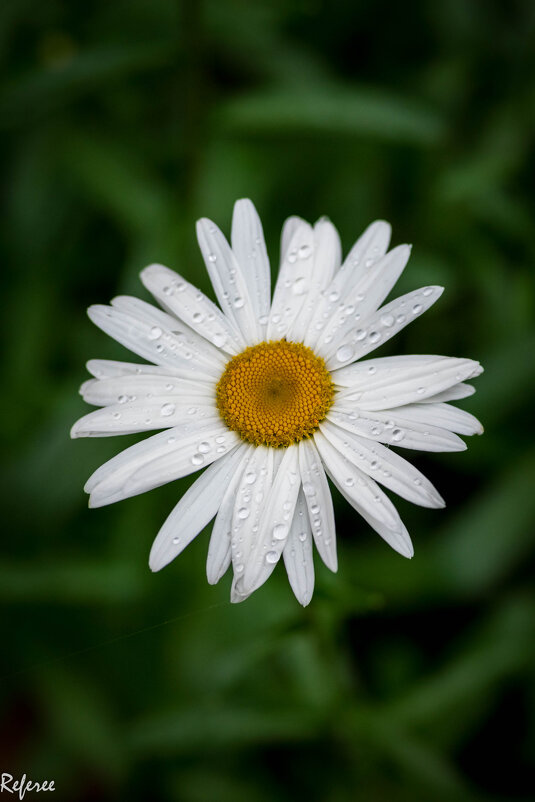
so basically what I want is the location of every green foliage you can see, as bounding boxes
[1,1,534,800]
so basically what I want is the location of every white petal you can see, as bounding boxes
[140,264,244,354]
[231,199,271,335]
[86,420,240,507]
[230,574,253,604]
[267,221,314,340]
[149,447,246,572]
[287,218,342,342]
[88,303,224,379]
[242,446,301,595]
[281,215,306,261]
[196,218,260,343]
[80,374,214,407]
[334,355,482,409]
[394,402,483,435]
[314,430,413,558]
[207,446,252,584]
[298,439,337,571]
[320,420,445,508]
[229,446,275,583]
[71,401,218,438]
[311,244,411,352]
[328,406,467,452]
[283,490,315,606]
[422,383,476,403]
[86,359,175,379]
[304,220,391,347]
[323,286,445,369]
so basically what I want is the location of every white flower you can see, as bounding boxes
[72,199,483,605]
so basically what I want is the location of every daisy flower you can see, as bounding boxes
[72,200,483,605]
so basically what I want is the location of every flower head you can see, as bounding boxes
[72,200,483,604]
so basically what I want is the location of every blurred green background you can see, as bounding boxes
[2,0,535,800]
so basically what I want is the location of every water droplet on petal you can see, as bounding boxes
[303,482,315,496]
[392,428,405,442]
[245,471,257,484]
[336,345,354,362]
[149,326,162,340]
[273,523,289,540]
[238,507,249,520]
[412,303,423,314]
[266,550,279,564]
[208,253,217,262]
[292,277,307,295]
[191,453,204,466]
[161,403,176,417]
[198,441,211,453]
[298,243,312,259]
[212,332,226,348]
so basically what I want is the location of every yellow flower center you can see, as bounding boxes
[216,340,335,447]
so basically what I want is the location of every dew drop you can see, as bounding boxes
[235,562,244,573]
[344,477,355,487]
[298,531,307,542]
[191,453,204,466]
[198,441,211,453]
[266,550,279,564]
[292,277,307,295]
[422,287,433,296]
[392,428,405,442]
[118,394,128,404]
[161,403,176,417]
[328,290,340,302]
[192,311,204,323]
[172,536,180,545]
[149,326,162,340]
[273,523,289,540]
[336,345,354,362]
[233,297,244,309]
[368,331,381,344]
[238,507,249,520]
[245,471,257,484]
[380,314,395,327]
[412,303,423,314]
[212,332,227,348]
[303,482,315,496]
[208,253,217,263]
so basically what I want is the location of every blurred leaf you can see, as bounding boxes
[220,86,446,144]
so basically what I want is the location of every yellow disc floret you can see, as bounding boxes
[216,340,335,448]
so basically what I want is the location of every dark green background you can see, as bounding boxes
[2,1,535,800]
